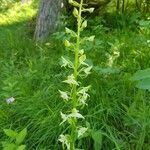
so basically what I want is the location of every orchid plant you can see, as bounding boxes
[58,0,94,149]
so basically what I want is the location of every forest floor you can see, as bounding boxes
[0,1,150,150]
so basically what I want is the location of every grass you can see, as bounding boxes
[0,1,150,150]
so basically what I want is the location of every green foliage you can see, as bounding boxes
[91,130,102,150]
[2,128,27,150]
[131,68,150,90]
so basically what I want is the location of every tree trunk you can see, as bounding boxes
[116,0,120,13]
[122,0,125,13]
[135,0,140,10]
[146,0,150,12]
[34,0,63,42]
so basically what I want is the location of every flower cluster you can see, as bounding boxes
[58,0,94,149]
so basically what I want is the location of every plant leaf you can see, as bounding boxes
[3,143,17,150]
[136,78,150,90]
[17,145,26,150]
[131,68,150,81]
[16,128,27,145]
[91,130,102,150]
[3,129,18,139]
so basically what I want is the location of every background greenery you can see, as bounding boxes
[0,0,150,149]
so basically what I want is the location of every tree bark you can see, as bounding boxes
[116,0,120,12]
[122,0,125,13]
[146,0,150,12]
[34,0,63,42]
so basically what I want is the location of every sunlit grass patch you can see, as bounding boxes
[0,2,36,26]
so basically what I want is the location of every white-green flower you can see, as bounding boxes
[63,74,79,85]
[77,86,90,105]
[83,66,92,75]
[59,90,69,101]
[58,134,70,150]
[69,108,84,119]
[60,112,68,125]
[79,49,84,55]
[78,86,90,95]
[60,109,84,125]
[77,127,88,138]
[82,8,95,13]
[78,92,89,105]
[61,56,69,67]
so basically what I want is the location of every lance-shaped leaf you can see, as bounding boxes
[68,0,80,7]
[65,27,77,37]
[81,20,87,31]
[73,8,79,18]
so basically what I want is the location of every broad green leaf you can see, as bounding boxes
[16,128,27,145]
[1,141,9,148]
[3,143,17,150]
[3,129,18,139]
[17,145,26,150]
[136,78,150,90]
[91,130,102,150]
[131,68,150,81]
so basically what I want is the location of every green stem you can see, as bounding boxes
[72,0,83,108]
[70,0,83,150]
